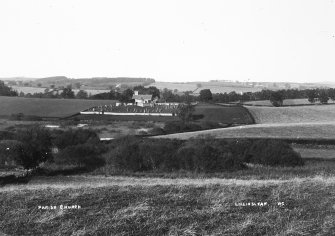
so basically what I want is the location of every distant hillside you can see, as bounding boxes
[35,77,155,89]
[0,77,39,81]
[35,76,69,83]
[3,77,155,90]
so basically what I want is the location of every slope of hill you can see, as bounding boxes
[0,96,116,118]
[154,122,335,140]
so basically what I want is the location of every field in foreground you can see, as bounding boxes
[0,173,334,235]
[245,105,335,124]
[0,96,116,118]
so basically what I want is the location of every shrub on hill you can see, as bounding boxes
[14,126,53,170]
[164,121,202,134]
[104,137,246,173]
[53,128,100,149]
[0,140,24,167]
[178,138,246,172]
[0,131,15,140]
[243,139,304,167]
[54,143,105,169]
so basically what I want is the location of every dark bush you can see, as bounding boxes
[0,131,15,140]
[178,138,246,172]
[14,126,53,170]
[149,126,166,135]
[243,139,304,167]
[53,128,100,149]
[138,140,180,171]
[0,140,24,167]
[111,141,143,172]
[54,143,105,169]
[164,121,202,134]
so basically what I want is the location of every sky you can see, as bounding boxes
[0,0,334,83]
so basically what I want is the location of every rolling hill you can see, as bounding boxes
[0,96,116,118]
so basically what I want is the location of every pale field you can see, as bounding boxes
[244,98,335,106]
[246,105,335,124]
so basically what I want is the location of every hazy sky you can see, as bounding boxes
[0,0,334,83]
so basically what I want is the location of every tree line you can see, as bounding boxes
[2,79,335,106]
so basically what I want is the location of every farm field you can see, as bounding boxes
[149,81,262,94]
[246,105,335,124]
[0,96,116,118]
[193,103,254,124]
[0,172,335,235]
[154,122,335,140]
[244,98,335,106]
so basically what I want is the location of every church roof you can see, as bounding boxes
[132,94,152,100]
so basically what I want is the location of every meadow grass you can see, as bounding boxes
[0,174,334,235]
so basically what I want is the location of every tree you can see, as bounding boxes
[306,89,317,103]
[270,90,284,107]
[0,80,18,96]
[60,85,75,99]
[120,88,134,103]
[14,126,53,170]
[328,88,335,101]
[133,85,160,99]
[177,103,195,123]
[199,89,213,102]
[318,89,329,104]
[73,82,81,89]
[76,90,88,99]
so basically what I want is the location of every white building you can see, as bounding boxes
[132,90,153,107]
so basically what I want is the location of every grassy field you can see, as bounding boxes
[193,103,254,124]
[0,96,116,118]
[154,122,335,140]
[0,171,335,235]
[246,105,335,124]
[244,98,335,106]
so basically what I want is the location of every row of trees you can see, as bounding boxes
[0,81,18,96]
[18,85,161,103]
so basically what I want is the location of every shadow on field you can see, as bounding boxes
[0,174,32,186]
